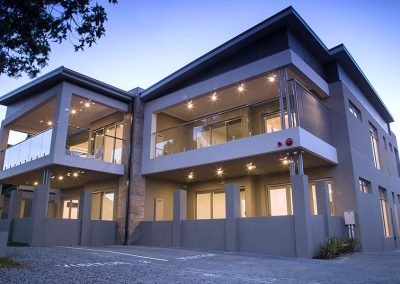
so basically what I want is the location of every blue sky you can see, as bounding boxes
[1,0,399,134]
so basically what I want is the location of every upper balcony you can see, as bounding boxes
[143,67,336,175]
[0,82,131,183]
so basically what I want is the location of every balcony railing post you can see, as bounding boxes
[283,67,293,128]
[277,69,286,130]
[293,81,301,128]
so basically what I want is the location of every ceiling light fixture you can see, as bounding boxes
[58,175,64,181]
[33,181,39,186]
[246,163,256,172]
[187,101,193,110]
[237,83,245,93]
[210,92,218,102]
[187,172,194,180]
[47,121,53,126]
[72,172,79,178]
[267,74,276,82]
[281,157,290,166]
[84,102,91,108]
[216,167,224,176]
[70,109,77,114]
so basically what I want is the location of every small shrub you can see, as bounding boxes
[0,257,23,268]
[319,237,359,259]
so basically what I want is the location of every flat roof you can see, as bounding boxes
[0,66,134,105]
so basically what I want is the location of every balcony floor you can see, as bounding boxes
[0,164,120,189]
[146,150,334,183]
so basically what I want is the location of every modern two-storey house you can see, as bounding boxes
[0,7,399,258]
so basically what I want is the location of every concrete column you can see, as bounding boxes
[50,83,72,157]
[315,180,332,237]
[53,189,62,218]
[173,190,187,247]
[225,183,240,252]
[8,190,23,219]
[291,174,313,258]
[30,185,49,246]
[79,189,92,246]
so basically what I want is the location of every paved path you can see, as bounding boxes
[1,246,400,283]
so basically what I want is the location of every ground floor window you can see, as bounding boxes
[392,192,400,236]
[379,187,392,237]
[266,185,292,216]
[308,180,335,216]
[62,198,79,219]
[92,191,114,221]
[196,188,245,219]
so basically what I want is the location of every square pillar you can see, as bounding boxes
[225,183,240,252]
[30,185,49,246]
[79,189,92,246]
[173,190,187,247]
[291,174,313,258]
[8,190,23,219]
[316,180,332,237]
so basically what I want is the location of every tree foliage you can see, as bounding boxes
[0,0,117,78]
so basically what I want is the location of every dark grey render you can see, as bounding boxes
[0,7,399,257]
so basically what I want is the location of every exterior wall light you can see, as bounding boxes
[285,138,293,146]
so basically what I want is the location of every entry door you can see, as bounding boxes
[154,198,164,221]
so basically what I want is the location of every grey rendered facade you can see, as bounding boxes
[0,7,399,257]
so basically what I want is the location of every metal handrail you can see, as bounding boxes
[153,96,281,135]
[68,124,124,141]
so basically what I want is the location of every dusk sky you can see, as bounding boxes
[1,0,399,134]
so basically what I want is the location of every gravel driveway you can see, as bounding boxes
[1,245,400,283]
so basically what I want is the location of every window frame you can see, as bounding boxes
[379,187,392,237]
[349,100,362,121]
[91,190,115,221]
[369,123,382,170]
[359,178,371,194]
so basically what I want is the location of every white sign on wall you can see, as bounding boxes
[344,211,355,225]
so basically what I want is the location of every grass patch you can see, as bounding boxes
[318,237,360,259]
[0,257,22,268]
[7,242,29,247]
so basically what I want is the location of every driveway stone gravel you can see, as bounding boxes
[0,245,399,283]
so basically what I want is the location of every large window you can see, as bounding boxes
[92,191,115,221]
[392,193,400,236]
[395,147,400,177]
[308,180,334,215]
[266,185,292,216]
[379,187,392,237]
[359,178,371,194]
[193,118,243,149]
[67,121,124,164]
[369,123,382,170]
[62,198,79,219]
[196,189,246,219]
[383,137,391,176]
